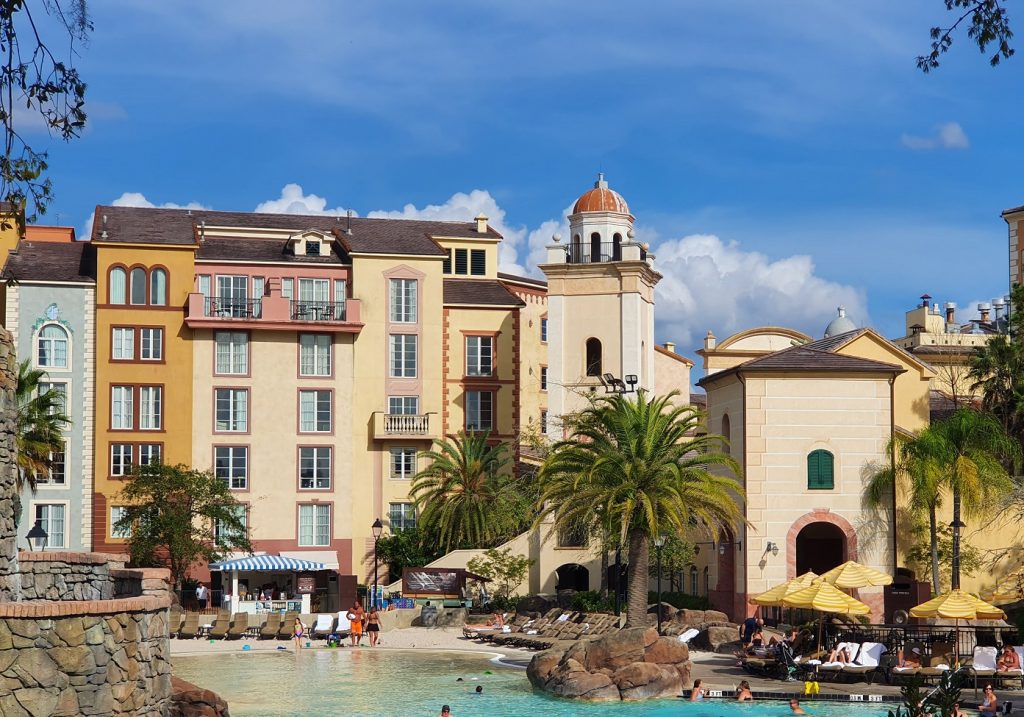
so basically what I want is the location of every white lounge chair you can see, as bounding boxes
[819,642,859,672]
[679,628,699,644]
[843,642,887,682]
[312,614,335,639]
[973,646,999,679]
[335,611,352,637]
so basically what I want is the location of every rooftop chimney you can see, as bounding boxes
[994,297,1006,321]
[979,302,991,323]
[475,213,488,233]
[663,341,676,354]
[945,302,956,325]
[920,293,932,308]
[933,302,940,315]
[704,330,716,351]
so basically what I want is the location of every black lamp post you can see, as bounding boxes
[950,517,966,590]
[654,535,666,634]
[26,519,47,552]
[613,545,622,617]
[371,518,383,609]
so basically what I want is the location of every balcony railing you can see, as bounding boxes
[566,241,646,264]
[205,297,263,319]
[290,300,346,322]
[382,413,431,435]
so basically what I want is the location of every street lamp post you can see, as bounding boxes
[371,518,383,609]
[26,519,47,552]
[654,535,666,634]
[613,545,622,617]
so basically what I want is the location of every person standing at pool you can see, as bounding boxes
[440,706,452,717]
[790,698,806,714]
[689,679,707,701]
[347,601,365,647]
[366,605,380,647]
[735,680,753,701]
[195,583,208,610]
[739,615,761,647]
[293,617,305,650]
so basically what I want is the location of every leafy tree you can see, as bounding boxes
[0,1,90,221]
[649,533,695,593]
[114,463,252,591]
[969,283,1024,447]
[409,431,517,553]
[905,523,983,592]
[919,1,1014,73]
[14,359,69,492]
[535,391,744,628]
[467,547,533,600]
[374,526,443,583]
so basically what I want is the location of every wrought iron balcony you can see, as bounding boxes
[290,300,346,322]
[205,297,263,319]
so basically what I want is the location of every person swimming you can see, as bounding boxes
[690,679,707,701]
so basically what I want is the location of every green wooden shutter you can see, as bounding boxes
[807,452,819,489]
[808,450,834,490]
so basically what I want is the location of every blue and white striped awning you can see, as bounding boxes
[209,555,326,572]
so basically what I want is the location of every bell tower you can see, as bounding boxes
[540,173,662,439]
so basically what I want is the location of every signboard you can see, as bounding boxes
[296,573,316,595]
[404,569,459,596]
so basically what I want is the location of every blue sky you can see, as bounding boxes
[34,0,1022,363]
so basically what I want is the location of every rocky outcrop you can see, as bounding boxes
[0,328,19,602]
[528,627,693,702]
[517,594,557,615]
[168,676,230,717]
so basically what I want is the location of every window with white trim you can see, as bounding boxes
[298,504,330,546]
[139,386,162,430]
[389,278,417,323]
[540,366,548,391]
[299,334,331,376]
[110,443,132,476]
[465,390,493,431]
[388,396,419,415]
[138,444,161,466]
[299,447,331,489]
[540,317,548,343]
[466,336,493,377]
[390,448,416,480]
[110,506,131,539]
[389,334,417,378]
[150,268,167,306]
[35,503,66,549]
[38,325,69,368]
[37,442,66,486]
[215,388,248,432]
[299,390,331,433]
[215,505,247,546]
[215,331,248,375]
[540,411,548,434]
[215,446,248,490]
[109,267,127,304]
[140,328,163,361]
[111,386,133,430]
[389,502,417,531]
[112,328,135,360]
[38,381,67,416]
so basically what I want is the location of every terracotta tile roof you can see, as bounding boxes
[196,237,347,264]
[3,240,95,283]
[90,205,500,256]
[698,344,904,387]
[689,392,707,408]
[443,279,525,307]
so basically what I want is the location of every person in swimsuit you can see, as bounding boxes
[735,680,753,701]
[690,679,707,701]
[997,645,1020,672]
[293,617,305,650]
[980,685,998,717]
[790,698,806,714]
[367,606,381,647]
[347,601,365,647]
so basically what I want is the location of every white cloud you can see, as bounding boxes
[901,122,970,151]
[253,183,354,216]
[82,191,208,238]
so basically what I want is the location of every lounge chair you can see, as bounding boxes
[992,647,1024,689]
[246,613,267,638]
[918,642,954,684]
[227,612,250,639]
[260,613,282,639]
[818,642,860,677]
[335,611,352,638]
[842,642,887,683]
[178,612,201,639]
[278,611,300,639]
[168,608,185,638]
[312,614,335,639]
[208,612,233,639]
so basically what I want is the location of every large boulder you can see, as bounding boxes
[612,662,682,700]
[673,609,706,626]
[704,610,729,623]
[545,658,620,700]
[697,625,740,652]
[526,649,563,689]
[516,594,557,615]
[647,603,678,622]
[644,636,690,665]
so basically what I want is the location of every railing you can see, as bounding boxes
[205,297,262,319]
[290,300,346,322]
[565,241,647,264]
[383,413,431,435]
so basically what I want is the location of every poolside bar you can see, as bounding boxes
[209,554,330,615]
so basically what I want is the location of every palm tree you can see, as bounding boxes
[15,359,69,492]
[409,431,513,553]
[535,391,744,628]
[968,333,1024,444]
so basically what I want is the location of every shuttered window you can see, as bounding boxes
[454,248,468,275]
[442,249,452,274]
[807,450,835,490]
[470,249,486,276]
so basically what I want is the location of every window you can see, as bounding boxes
[540,411,548,434]
[299,334,331,376]
[215,388,248,432]
[110,443,132,476]
[298,278,329,303]
[215,446,248,490]
[540,366,548,391]
[150,268,167,306]
[37,442,65,486]
[388,396,420,415]
[389,503,417,531]
[38,325,69,368]
[111,386,133,430]
[138,444,161,466]
[113,327,135,360]
[130,267,147,305]
[216,275,247,316]
[299,447,331,489]
[139,386,162,430]
[299,390,331,432]
[690,566,698,595]
[389,278,417,323]
[540,317,548,343]
[298,504,330,546]
[38,381,67,416]
[470,249,486,276]
[390,448,416,480]
[140,328,163,361]
[585,338,602,377]
[442,249,452,274]
[197,274,211,301]
[465,390,493,431]
[35,504,65,549]
[215,331,248,375]
[215,505,247,546]
[109,267,127,304]
[305,240,321,256]
[703,566,710,596]
[558,522,587,548]
[110,506,131,539]
[721,414,731,445]
[466,336,493,377]
[389,335,417,378]
[807,450,835,490]
[454,248,468,275]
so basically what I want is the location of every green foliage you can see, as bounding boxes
[926,669,964,717]
[648,591,712,610]
[536,390,744,628]
[649,534,694,580]
[15,359,70,493]
[919,1,1015,73]
[970,284,1024,448]
[374,527,443,583]
[571,590,616,613]
[115,463,253,589]
[905,523,983,592]
[467,547,533,599]
[890,673,927,717]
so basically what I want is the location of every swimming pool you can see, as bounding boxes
[172,650,896,717]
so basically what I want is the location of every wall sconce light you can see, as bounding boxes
[764,541,779,557]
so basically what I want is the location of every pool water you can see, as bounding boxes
[172,650,895,717]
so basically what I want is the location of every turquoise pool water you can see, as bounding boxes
[172,650,895,717]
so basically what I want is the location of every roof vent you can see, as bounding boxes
[345,210,353,236]
[663,341,676,353]
[920,293,932,308]
[475,213,488,233]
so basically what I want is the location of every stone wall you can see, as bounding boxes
[18,552,122,601]
[0,326,20,601]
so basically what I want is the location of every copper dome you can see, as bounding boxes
[572,173,631,215]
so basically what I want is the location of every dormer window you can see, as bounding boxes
[306,240,321,256]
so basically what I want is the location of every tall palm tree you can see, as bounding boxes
[15,359,69,492]
[968,333,1024,444]
[535,391,744,628]
[409,431,513,553]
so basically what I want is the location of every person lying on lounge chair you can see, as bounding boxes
[896,646,922,668]
[485,613,504,628]
[827,644,853,664]
[997,645,1021,672]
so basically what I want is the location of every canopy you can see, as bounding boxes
[815,561,893,589]
[781,582,871,615]
[209,555,327,572]
[750,571,818,606]
[909,589,1006,620]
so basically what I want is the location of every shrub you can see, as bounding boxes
[649,591,712,610]
[570,590,616,613]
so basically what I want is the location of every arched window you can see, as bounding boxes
[37,325,69,368]
[585,338,602,376]
[612,232,622,261]
[689,565,698,595]
[590,231,602,262]
[721,413,731,452]
[150,268,167,306]
[703,566,710,596]
[129,267,147,305]
[109,267,126,304]
[807,449,835,490]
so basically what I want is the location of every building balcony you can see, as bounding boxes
[563,241,647,264]
[372,412,438,441]
[184,293,363,333]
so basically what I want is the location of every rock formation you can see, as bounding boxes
[0,328,19,601]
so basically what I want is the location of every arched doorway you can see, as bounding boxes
[795,522,846,575]
[556,563,590,591]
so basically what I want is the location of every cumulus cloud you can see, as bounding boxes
[81,191,208,238]
[901,122,969,151]
[652,234,868,350]
[253,183,354,215]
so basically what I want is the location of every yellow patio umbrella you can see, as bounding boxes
[782,582,871,652]
[986,568,1024,605]
[815,561,894,589]
[909,589,1006,665]
[750,571,819,606]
